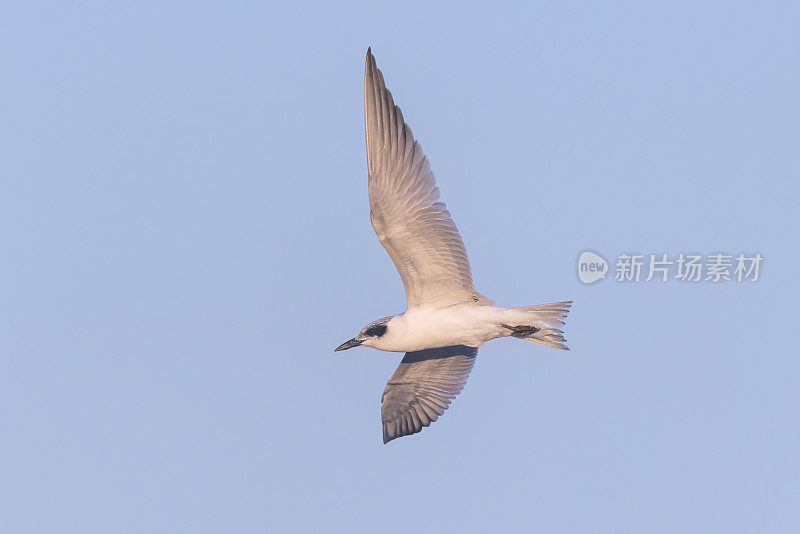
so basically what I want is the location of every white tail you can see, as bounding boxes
[504,301,572,350]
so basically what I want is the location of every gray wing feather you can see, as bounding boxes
[380,345,478,443]
[364,49,491,309]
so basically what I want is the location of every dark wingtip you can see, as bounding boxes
[365,47,374,73]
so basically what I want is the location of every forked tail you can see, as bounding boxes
[501,301,572,350]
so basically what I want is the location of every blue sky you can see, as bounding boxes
[1,1,799,532]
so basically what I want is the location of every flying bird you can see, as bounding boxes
[336,48,572,444]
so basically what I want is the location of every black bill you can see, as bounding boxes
[334,338,362,352]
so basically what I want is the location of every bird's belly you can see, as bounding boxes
[384,306,503,352]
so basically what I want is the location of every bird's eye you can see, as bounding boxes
[364,323,387,337]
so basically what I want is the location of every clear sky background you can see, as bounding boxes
[2,2,799,533]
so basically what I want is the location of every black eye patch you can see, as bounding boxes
[364,323,387,337]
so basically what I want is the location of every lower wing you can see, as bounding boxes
[380,345,478,443]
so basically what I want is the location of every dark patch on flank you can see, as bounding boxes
[364,323,387,337]
[501,324,540,338]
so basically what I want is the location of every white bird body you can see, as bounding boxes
[336,49,572,443]
[366,304,507,352]
[366,304,566,353]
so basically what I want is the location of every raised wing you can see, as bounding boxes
[380,345,478,443]
[364,49,490,310]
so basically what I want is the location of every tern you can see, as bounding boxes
[336,49,572,444]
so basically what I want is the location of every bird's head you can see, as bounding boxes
[334,317,391,351]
